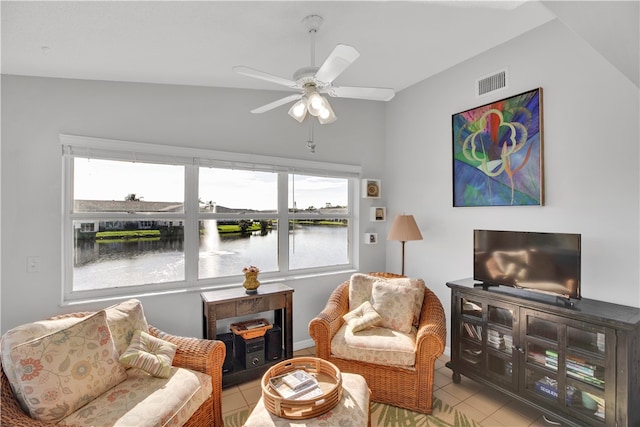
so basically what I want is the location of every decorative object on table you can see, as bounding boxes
[269,370,321,400]
[370,206,386,222]
[261,357,342,420]
[361,178,381,198]
[452,87,544,207]
[230,318,273,340]
[242,265,260,294]
[387,214,423,275]
[364,232,378,245]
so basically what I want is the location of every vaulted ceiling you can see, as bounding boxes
[2,1,638,96]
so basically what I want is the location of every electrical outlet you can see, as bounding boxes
[27,256,41,273]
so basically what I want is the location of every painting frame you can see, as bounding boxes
[452,88,544,207]
[364,233,378,245]
[362,179,381,198]
[370,207,386,222]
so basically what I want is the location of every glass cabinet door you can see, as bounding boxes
[563,325,610,425]
[522,312,562,409]
[459,297,483,367]
[522,309,613,425]
[486,302,516,389]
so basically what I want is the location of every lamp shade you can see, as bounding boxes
[387,214,423,242]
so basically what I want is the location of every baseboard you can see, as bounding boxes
[294,338,316,352]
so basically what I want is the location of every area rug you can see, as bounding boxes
[223,396,484,426]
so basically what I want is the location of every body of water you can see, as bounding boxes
[73,225,348,290]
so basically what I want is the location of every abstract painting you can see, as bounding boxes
[452,88,543,207]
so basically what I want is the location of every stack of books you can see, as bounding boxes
[544,349,560,371]
[534,376,577,405]
[566,356,605,388]
[487,329,505,351]
[269,369,323,400]
[544,350,605,388]
[503,334,513,353]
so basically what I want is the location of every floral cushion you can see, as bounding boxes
[58,367,212,427]
[244,373,369,426]
[8,310,127,422]
[343,301,382,333]
[104,299,150,356]
[119,330,177,378]
[371,280,422,333]
[348,273,376,310]
[384,277,426,326]
[0,316,84,412]
[331,323,417,367]
[348,274,425,327]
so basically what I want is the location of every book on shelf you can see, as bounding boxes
[566,370,605,387]
[269,372,321,400]
[464,322,482,340]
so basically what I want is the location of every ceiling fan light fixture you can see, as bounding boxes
[307,90,325,116]
[318,97,337,124]
[288,98,307,122]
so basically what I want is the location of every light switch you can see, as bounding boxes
[27,256,41,273]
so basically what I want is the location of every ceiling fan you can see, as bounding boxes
[233,15,395,125]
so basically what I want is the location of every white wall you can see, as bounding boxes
[385,19,640,350]
[0,76,388,343]
[3,17,639,352]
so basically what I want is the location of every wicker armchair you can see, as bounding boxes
[308,272,446,414]
[1,312,225,427]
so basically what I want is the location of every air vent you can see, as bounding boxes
[476,68,508,97]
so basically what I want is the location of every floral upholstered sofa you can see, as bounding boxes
[0,299,225,426]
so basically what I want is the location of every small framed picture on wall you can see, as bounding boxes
[364,233,378,244]
[370,207,386,222]
[362,179,381,198]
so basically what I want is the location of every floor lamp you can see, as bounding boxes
[387,214,423,276]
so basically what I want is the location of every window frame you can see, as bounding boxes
[61,134,360,303]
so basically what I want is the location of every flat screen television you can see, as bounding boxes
[474,230,581,300]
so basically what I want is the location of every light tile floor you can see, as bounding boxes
[222,347,553,427]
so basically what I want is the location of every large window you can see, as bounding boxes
[62,135,358,301]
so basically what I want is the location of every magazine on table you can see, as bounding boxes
[269,371,322,400]
[281,369,316,390]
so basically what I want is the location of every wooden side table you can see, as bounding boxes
[201,283,294,387]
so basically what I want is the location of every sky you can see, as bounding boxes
[73,158,348,211]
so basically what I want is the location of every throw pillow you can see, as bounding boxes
[371,280,422,334]
[1,316,85,412]
[8,310,127,422]
[348,273,377,310]
[384,277,426,326]
[104,299,149,355]
[343,301,382,333]
[119,330,177,378]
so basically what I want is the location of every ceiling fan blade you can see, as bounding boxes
[233,66,297,88]
[328,86,395,102]
[250,94,302,114]
[315,44,360,83]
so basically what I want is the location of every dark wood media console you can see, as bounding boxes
[446,278,640,427]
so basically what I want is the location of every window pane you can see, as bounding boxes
[72,220,184,290]
[199,168,277,212]
[199,219,278,279]
[288,175,348,211]
[289,219,349,270]
[288,174,349,270]
[74,158,184,212]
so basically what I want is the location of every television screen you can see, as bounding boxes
[474,230,581,300]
